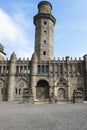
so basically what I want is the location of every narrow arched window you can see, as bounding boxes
[46,65,49,73]
[38,65,41,73]
[60,64,63,74]
[24,66,26,73]
[28,66,30,73]
[77,64,81,75]
[20,66,23,74]
[42,65,44,73]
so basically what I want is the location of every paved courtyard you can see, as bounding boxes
[0,102,87,130]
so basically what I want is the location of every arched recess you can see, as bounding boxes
[58,88,66,99]
[0,79,8,101]
[36,80,49,99]
[54,77,69,100]
[14,78,28,101]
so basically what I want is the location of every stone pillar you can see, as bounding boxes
[83,55,87,100]
[8,52,17,102]
[66,56,70,77]
[31,53,38,101]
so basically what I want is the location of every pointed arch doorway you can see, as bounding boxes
[36,80,49,100]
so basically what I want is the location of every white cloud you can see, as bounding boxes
[0,7,34,59]
[0,8,19,43]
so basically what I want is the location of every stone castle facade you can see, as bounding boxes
[0,1,87,103]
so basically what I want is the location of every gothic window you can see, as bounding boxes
[77,64,81,75]
[46,65,49,73]
[60,64,63,74]
[20,66,23,74]
[24,66,26,73]
[38,65,41,73]
[43,51,46,55]
[42,65,45,73]
[28,66,30,73]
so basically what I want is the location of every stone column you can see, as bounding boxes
[8,52,17,102]
[31,53,38,101]
[83,55,87,100]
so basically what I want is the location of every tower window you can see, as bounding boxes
[44,40,46,44]
[43,51,46,55]
[44,21,47,25]
[44,30,47,34]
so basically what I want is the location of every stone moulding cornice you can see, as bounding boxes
[34,13,56,25]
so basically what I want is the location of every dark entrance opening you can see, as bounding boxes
[36,80,49,99]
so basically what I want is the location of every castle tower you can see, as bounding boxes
[34,1,56,61]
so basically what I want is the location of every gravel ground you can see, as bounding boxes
[0,102,87,130]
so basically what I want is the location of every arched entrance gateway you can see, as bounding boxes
[36,80,49,100]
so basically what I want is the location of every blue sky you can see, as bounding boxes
[0,0,87,59]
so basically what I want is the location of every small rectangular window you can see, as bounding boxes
[43,51,46,55]
[44,21,47,25]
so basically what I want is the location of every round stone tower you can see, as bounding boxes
[34,1,56,61]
